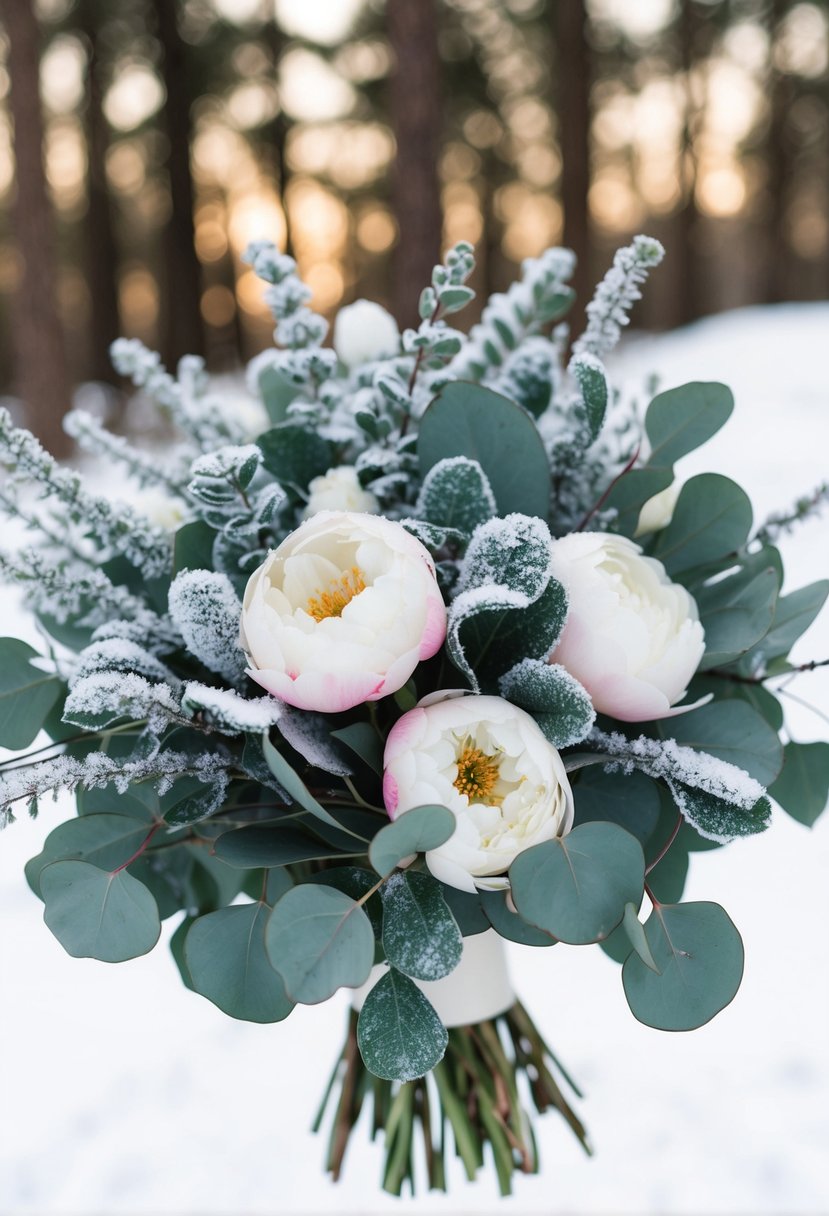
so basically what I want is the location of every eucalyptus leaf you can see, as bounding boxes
[571,355,609,443]
[480,890,556,946]
[357,967,448,1081]
[418,382,551,519]
[417,456,497,534]
[331,722,384,775]
[769,741,829,828]
[0,637,64,749]
[41,859,161,962]
[622,901,744,1030]
[265,883,375,1004]
[213,825,351,868]
[26,812,153,898]
[369,805,456,875]
[573,766,662,844]
[184,903,294,1023]
[380,871,463,981]
[622,902,660,973]
[645,382,733,467]
[509,822,645,944]
[257,424,333,493]
[604,467,673,537]
[650,474,753,576]
[659,700,782,787]
[696,561,779,670]
[262,733,364,841]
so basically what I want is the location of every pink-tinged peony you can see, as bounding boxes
[240,511,446,713]
[383,694,574,893]
[549,532,706,722]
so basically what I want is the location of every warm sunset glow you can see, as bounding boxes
[274,0,365,46]
[227,191,286,254]
[119,267,159,331]
[697,165,747,217]
[201,284,237,327]
[356,208,397,253]
[103,63,165,133]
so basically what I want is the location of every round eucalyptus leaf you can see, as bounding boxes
[213,825,346,868]
[369,805,456,876]
[623,901,744,1031]
[380,871,463,981]
[265,884,375,1004]
[573,766,661,845]
[417,382,551,519]
[26,812,153,898]
[480,890,556,947]
[184,903,293,1023]
[357,967,448,1082]
[40,859,161,962]
[509,822,645,944]
[0,637,64,750]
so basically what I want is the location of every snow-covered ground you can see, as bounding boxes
[1,303,828,1215]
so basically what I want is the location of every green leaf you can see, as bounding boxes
[262,733,364,841]
[622,901,659,973]
[659,700,783,787]
[0,637,63,749]
[258,424,333,493]
[331,722,384,776]
[357,968,448,1081]
[307,866,383,937]
[380,871,463,981]
[604,467,673,538]
[573,766,662,845]
[570,355,609,443]
[417,456,496,534]
[499,659,595,747]
[173,521,216,575]
[739,580,829,671]
[418,382,551,519]
[509,822,645,944]
[622,901,744,1030]
[645,382,733,467]
[184,903,294,1023]
[450,578,568,692]
[265,883,375,1004]
[26,812,153,898]
[368,805,456,875]
[696,560,779,670]
[40,859,161,962]
[480,890,556,946]
[460,513,554,600]
[212,825,350,868]
[769,741,829,827]
[258,364,302,424]
[667,781,771,841]
[439,884,490,936]
[650,474,753,576]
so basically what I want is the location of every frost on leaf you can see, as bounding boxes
[168,570,246,684]
[499,659,595,748]
[181,682,283,735]
[590,728,770,842]
[62,672,181,731]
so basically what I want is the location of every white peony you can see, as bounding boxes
[240,511,446,713]
[549,531,706,722]
[383,694,574,893]
[333,299,400,368]
[303,466,379,519]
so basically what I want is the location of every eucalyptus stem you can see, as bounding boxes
[315,1000,588,1195]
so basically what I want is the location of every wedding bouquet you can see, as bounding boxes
[1,236,827,1196]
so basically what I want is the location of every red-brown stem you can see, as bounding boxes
[575,444,641,531]
[645,810,683,876]
[110,822,162,875]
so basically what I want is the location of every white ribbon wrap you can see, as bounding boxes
[350,930,514,1028]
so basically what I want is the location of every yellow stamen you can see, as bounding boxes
[306,566,367,622]
[453,745,501,805]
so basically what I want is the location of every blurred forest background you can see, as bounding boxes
[1,0,827,452]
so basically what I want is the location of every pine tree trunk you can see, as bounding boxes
[765,0,791,303]
[555,0,592,315]
[153,0,204,365]
[387,0,443,327]
[79,0,121,384]
[5,0,71,455]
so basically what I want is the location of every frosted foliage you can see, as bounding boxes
[458,514,555,598]
[571,236,665,361]
[499,659,595,747]
[63,672,181,729]
[168,571,246,684]
[71,639,179,690]
[181,682,283,735]
[63,410,191,494]
[277,709,353,777]
[0,409,171,579]
[0,749,232,826]
[590,728,765,841]
[189,445,261,481]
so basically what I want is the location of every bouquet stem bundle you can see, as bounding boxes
[317,1002,589,1196]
